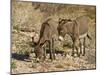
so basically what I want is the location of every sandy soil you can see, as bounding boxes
[12,48,96,74]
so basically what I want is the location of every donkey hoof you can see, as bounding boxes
[82,54,85,56]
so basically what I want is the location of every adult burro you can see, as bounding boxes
[34,18,58,62]
[57,16,91,57]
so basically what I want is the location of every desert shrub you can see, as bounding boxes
[11,62,16,69]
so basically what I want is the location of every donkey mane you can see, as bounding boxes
[59,18,72,26]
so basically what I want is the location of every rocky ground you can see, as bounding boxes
[11,0,96,74]
[12,48,96,74]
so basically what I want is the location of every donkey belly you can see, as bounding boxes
[79,23,88,39]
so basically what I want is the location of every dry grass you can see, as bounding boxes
[12,0,96,54]
[11,0,96,74]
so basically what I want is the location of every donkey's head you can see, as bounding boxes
[57,18,73,41]
[34,45,44,62]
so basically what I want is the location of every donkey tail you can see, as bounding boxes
[87,33,92,40]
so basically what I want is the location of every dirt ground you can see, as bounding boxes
[12,48,96,74]
[11,0,96,74]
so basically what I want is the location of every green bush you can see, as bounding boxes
[11,62,16,69]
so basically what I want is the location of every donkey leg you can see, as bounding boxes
[49,41,53,61]
[82,37,86,56]
[76,46,80,57]
[75,39,80,57]
[52,38,56,60]
[79,39,82,55]
[43,45,46,61]
[72,40,75,56]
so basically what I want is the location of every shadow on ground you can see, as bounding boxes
[12,53,29,61]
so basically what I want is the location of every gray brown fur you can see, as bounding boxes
[34,18,58,61]
[57,16,91,56]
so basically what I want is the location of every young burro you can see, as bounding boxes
[57,16,91,57]
[34,18,58,62]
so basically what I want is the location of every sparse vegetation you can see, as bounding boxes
[12,0,96,74]
[11,62,17,69]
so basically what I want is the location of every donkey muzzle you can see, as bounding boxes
[58,36,64,41]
